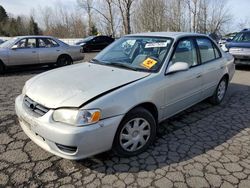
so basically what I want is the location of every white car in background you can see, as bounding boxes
[0,36,84,73]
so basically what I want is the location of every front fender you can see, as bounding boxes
[83,75,165,122]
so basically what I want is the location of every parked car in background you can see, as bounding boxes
[15,32,235,160]
[226,29,250,65]
[75,35,114,52]
[0,36,84,73]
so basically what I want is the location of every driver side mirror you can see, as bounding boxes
[11,45,18,50]
[166,62,189,75]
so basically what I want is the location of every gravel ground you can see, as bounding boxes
[0,57,250,187]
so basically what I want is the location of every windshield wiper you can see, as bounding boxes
[106,62,138,71]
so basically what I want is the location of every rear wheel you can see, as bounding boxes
[113,107,157,157]
[209,76,228,105]
[57,55,72,67]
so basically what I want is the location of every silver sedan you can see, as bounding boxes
[0,36,84,73]
[15,32,235,160]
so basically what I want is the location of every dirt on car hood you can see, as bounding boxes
[25,62,150,109]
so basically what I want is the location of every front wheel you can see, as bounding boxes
[113,107,157,157]
[0,62,5,74]
[57,56,72,67]
[209,77,228,105]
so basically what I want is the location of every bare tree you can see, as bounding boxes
[36,4,87,38]
[134,0,167,32]
[115,0,135,34]
[77,0,93,35]
[207,0,233,34]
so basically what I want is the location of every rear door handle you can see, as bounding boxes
[196,74,202,78]
[32,51,36,53]
[56,50,60,52]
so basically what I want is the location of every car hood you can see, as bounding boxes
[25,63,150,109]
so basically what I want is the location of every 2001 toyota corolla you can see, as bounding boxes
[15,32,235,160]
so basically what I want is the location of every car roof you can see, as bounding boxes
[15,35,56,39]
[127,32,207,39]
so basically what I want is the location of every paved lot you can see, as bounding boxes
[0,56,250,187]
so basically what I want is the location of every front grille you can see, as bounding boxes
[24,96,49,116]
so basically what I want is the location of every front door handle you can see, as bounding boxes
[32,51,36,53]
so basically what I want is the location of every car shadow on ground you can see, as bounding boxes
[75,83,250,173]
[1,65,56,76]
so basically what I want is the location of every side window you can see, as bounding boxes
[26,38,36,48]
[171,39,198,67]
[38,38,59,48]
[38,39,47,48]
[48,39,59,47]
[15,38,27,48]
[214,44,221,59]
[196,38,219,63]
[15,38,36,48]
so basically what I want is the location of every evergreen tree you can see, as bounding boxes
[0,5,8,35]
[29,16,39,35]
[0,5,8,23]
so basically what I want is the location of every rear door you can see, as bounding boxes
[8,38,39,65]
[163,38,204,118]
[195,37,224,98]
[38,38,61,64]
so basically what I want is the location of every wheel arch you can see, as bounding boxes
[123,102,159,125]
[57,54,73,62]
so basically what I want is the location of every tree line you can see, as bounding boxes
[0,0,235,38]
[0,6,40,37]
[78,0,233,37]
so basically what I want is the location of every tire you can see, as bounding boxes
[113,107,157,157]
[209,76,228,105]
[57,55,72,67]
[0,61,5,74]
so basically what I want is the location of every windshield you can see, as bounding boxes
[93,36,173,72]
[0,38,18,48]
[232,32,250,42]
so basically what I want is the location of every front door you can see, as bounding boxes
[163,38,203,118]
[8,38,39,66]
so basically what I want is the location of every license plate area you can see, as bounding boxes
[19,117,45,142]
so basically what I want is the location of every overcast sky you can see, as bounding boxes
[0,0,249,32]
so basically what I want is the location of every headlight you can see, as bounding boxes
[53,108,101,126]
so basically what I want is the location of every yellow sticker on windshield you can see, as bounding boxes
[141,58,157,69]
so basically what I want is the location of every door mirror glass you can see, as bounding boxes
[11,44,18,50]
[166,62,189,74]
